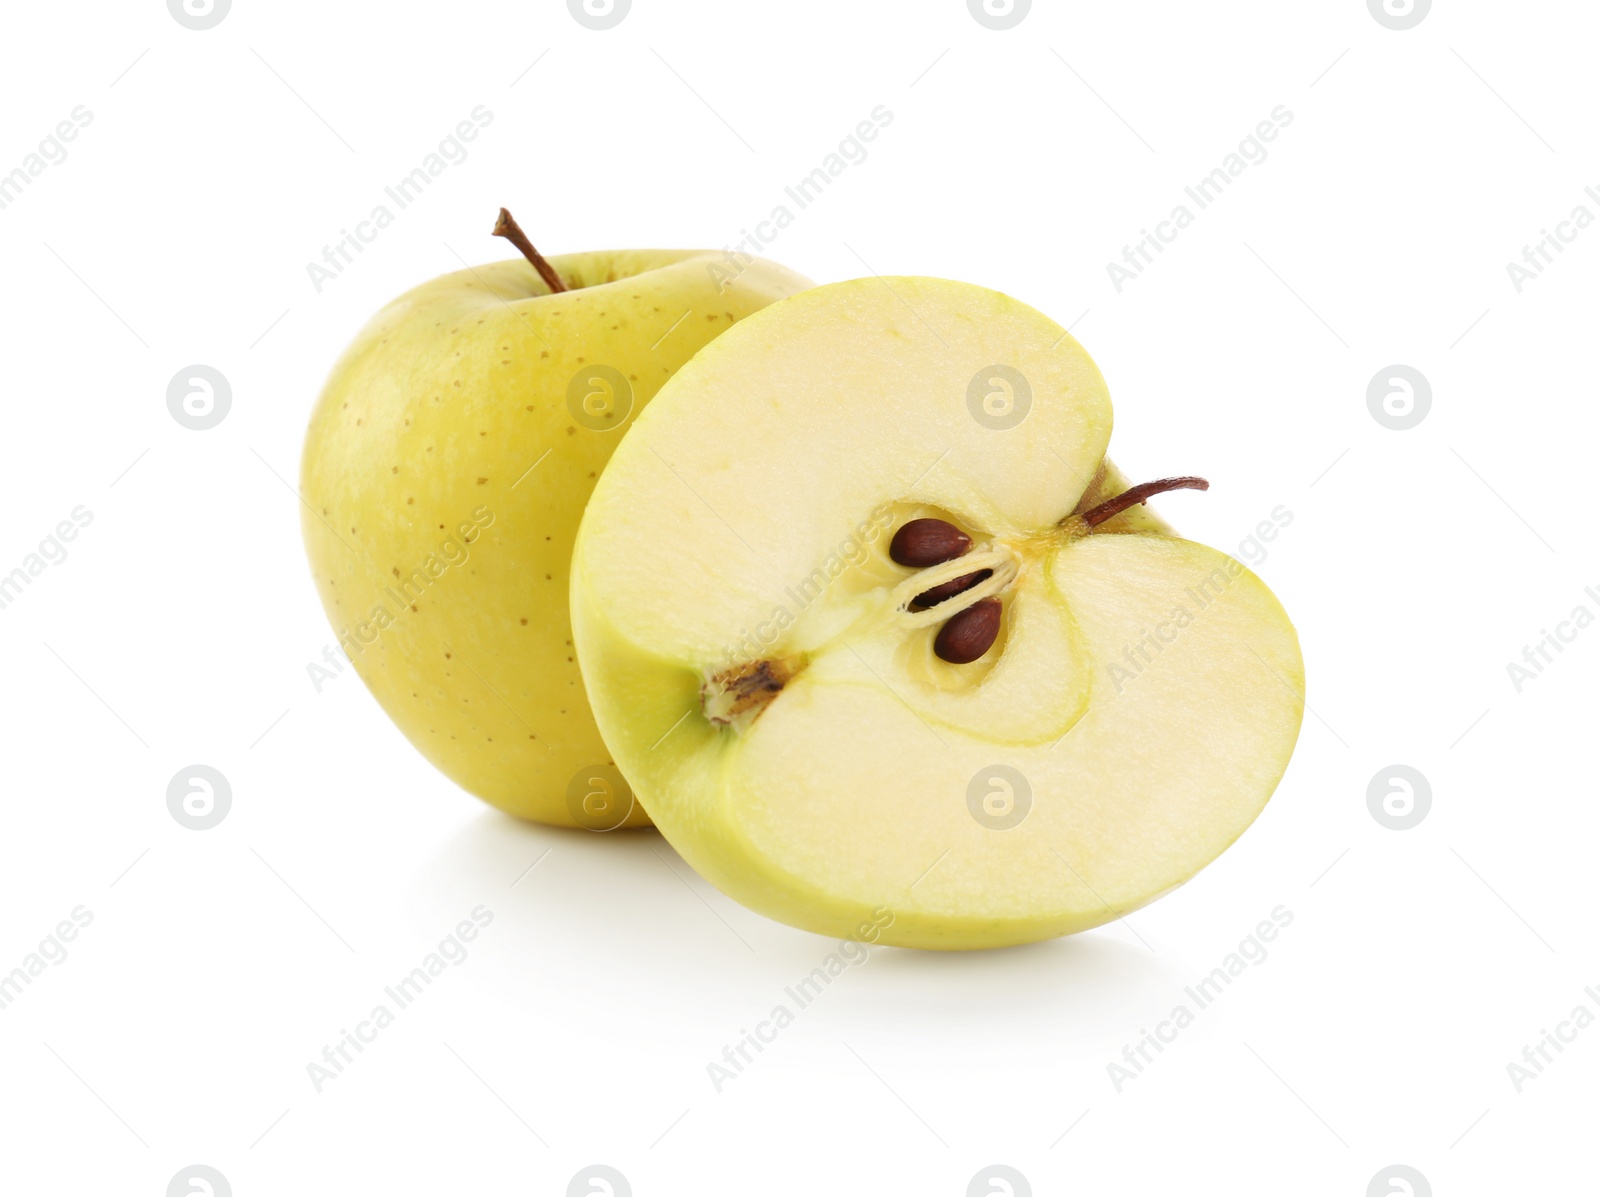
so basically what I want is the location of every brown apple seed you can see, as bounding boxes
[911,568,994,611]
[934,598,1002,664]
[890,518,971,567]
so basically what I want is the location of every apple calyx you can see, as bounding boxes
[492,207,568,293]
[703,657,799,729]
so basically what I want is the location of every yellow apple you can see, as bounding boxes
[301,246,811,827]
[570,277,1304,947]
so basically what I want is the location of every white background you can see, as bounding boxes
[1,1,1594,1193]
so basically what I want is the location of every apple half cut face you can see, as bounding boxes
[571,278,1303,950]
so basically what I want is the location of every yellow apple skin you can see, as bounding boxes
[301,250,811,827]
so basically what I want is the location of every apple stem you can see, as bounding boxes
[493,207,567,293]
[1080,476,1209,527]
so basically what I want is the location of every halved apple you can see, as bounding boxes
[571,278,1303,949]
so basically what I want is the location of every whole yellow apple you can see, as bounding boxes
[301,240,810,827]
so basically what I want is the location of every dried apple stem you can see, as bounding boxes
[1081,476,1209,527]
[493,207,567,293]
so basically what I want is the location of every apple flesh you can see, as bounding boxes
[571,277,1303,948]
[301,249,811,827]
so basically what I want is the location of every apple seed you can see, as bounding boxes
[890,518,971,567]
[934,597,1002,664]
[911,568,994,611]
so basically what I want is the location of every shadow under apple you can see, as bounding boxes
[407,809,1180,1036]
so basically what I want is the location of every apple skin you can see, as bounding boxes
[300,250,811,827]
